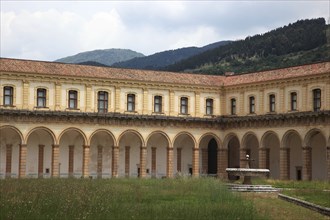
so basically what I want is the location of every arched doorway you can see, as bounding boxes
[118,130,143,177]
[0,126,22,178]
[89,130,115,178]
[226,134,240,180]
[242,133,259,168]
[146,132,169,178]
[59,128,86,178]
[26,128,55,178]
[173,133,195,176]
[199,134,219,176]
[261,131,280,179]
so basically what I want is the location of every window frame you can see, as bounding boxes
[206,98,214,115]
[68,90,78,109]
[269,94,276,112]
[36,88,47,108]
[290,92,297,111]
[180,97,188,114]
[230,98,236,115]
[127,94,136,112]
[249,96,255,114]
[3,86,14,106]
[97,91,108,113]
[154,95,163,113]
[313,89,321,112]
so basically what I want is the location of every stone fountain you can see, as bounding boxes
[226,154,270,185]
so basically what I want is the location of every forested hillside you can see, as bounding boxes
[111,41,230,70]
[166,18,329,75]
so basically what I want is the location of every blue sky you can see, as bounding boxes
[1,0,329,61]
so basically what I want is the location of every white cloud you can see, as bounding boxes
[0,1,329,61]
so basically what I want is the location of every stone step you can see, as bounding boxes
[226,184,279,192]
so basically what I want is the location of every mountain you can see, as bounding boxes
[111,41,231,70]
[166,18,329,75]
[55,49,145,66]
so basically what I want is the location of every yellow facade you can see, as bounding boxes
[0,58,329,180]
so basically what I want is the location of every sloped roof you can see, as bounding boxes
[0,58,329,87]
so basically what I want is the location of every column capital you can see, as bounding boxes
[20,144,27,148]
[140,146,147,150]
[112,145,119,149]
[167,147,173,151]
[52,144,60,148]
[83,145,90,149]
[193,147,199,151]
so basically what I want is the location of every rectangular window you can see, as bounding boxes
[249,96,255,114]
[290,92,297,111]
[269,94,276,112]
[98,91,108,113]
[206,99,213,115]
[154,96,162,113]
[313,89,321,112]
[180,97,188,114]
[37,88,46,108]
[231,98,236,115]
[68,90,78,109]
[3,86,13,106]
[127,94,135,112]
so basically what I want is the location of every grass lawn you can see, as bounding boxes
[0,177,328,220]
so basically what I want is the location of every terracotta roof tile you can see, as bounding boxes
[0,58,329,87]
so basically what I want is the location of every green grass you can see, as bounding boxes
[0,178,264,220]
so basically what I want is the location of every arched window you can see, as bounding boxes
[98,91,108,113]
[3,86,13,106]
[313,89,321,112]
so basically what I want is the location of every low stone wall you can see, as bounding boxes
[278,193,330,217]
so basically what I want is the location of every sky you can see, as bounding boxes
[1,0,329,61]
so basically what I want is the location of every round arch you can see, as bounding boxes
[303,128,325,147]
[261,130,281,179]
[0,125,24,144]
[173,131,197,148]
[146,131,171,148]
[58,127,88,146]
[26,126,56,145]
[241,131,259,168]
[89,129,117,146]
[118,129,145,147]
[260,131,280,149]
[281,130,302,148]
[198,132,222,149]
[223,133,240,149]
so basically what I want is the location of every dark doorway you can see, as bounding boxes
[208,138,218,175]
[228,137,240,180]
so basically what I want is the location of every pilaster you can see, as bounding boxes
[192,147,199,177]
[259,148,267,169]
[169,90,175,116]
[55,83,62,111]
[38,144,45,178]
[140,146,147,178]
[259,89,264,114]
[166,147,173,178]
[112,146,119,177]
[5,144,12,178]
[177,148,182,172]
[82,145,90,178]
[68,145,74,177]
[195,92,200,117]
[280,147,290,180]
[327,147,330,181]
[97,146,103,178]
[301,84,308,111]
[151,147,156,177]
[51,145,60,177]
[302,146,312,181]
[115,87,121,113]
[220,91,226,116]
[22,81,29,109]
[202,148,208,174]
[142,88,149,115]
[85,84,92,112]
[19,144,27,178]
[125,146,130,177]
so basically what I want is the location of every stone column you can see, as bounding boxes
[112,146,119,178]
[202,148,208,175]
[218,148,228,180]
[125,146,130,177]
[151,147,156,177]
[55,83,62,111]
[192,147,199,177]
[280,147,290,180]
[51,144,60,177]
[177,148,182,172]
[302,146,312,181]
[19,144,27,178]
[140,145,147,178]
[5,144,12,178]
[166,147,173,178]
[97,146,103,178]
[195,92,200,117]
[38,145,45,178]
[82,145,90,178]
